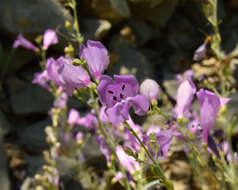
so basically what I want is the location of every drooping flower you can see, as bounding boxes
[193,42,207,62]
[43,29,58,50]
[116,145,140,174]
[97,75,149,124]
[79,40,109,80]
[140,79,159,102]
[196,89,229,143]
[46,57,92,95]
[32,70,51,90]
[174,79,196,118]
[13,34,38,51]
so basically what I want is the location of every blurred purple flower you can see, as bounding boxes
[43,29,58,50]
[176,70,194,86]
[32,70,51,90]
[140,79,159,102]
[116,145,140,174]
[76,132,83,143]
[174,79,196,118]
[97,75,149,124]
[53,93,68,109]
[68,109,97,130]
[193,42,207,61]
[13,34,38,51]
[96,134,111,165]
[112,172,124,183]
[79,40,109,80]
[197,89,223,143]
[46,57,92,95]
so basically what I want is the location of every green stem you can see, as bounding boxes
[124,121,174,190]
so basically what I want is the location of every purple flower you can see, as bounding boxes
[176,70,194,86]
[76,132,83,144]
[96,133,111,165]
[97,75,149,124]
[13,34,38,51]
[46,57,92,95]
[116,145,140,174]
[174,80,196,118]
[79,40,109,80]
[140,79,159,102]
[193,42,207,61]
[68,109,97,130]
[32,70,51,90]
[197,89,221,143]
[43,29,58,50]
[53,93,68,109]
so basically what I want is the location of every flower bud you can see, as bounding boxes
[140,79,159,102]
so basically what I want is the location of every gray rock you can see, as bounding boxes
[0,0,72,37]
[21,119,50,153]
[128,19,153,46]
[10,83,53,114]
[108,35,154,82]
[162,73,178,99]
[80,18,111,41]
[56,157,78,177]
[0,136,10,190]
[20,177,35,190]
[25,156,45,177]
[0,110,10,136]
[130,0,178,27]
[79,0,129,24]
[109,0,131,18]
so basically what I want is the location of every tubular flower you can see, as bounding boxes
[193,42,207,62]
[43,29,58,50]
[174,79,196,118]
[79,40,109,80]
[32,70,51,90]
[97,75,149,124]
[13,34,38,51]
[197,89,230,143]
[46,57,92,95]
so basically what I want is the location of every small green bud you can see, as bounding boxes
[35,35,43,45]
[64,44,74,57]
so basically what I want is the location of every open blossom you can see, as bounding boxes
[97,75,149,124]
[197,89,230,143]
[13,34,38,51]
[140,79,159,102]
[79,40,109,80]
[116,145,140,174]
[32,70,51,90]
[174,79,196,118]
[43,29,58,50]
[193,42,207,61]
[46,57,92,95]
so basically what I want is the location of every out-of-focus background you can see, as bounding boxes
[0,0,238,189]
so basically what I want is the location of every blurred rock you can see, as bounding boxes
[0,110,10,136]
[0,0,72,38]
[21,119,50,153]
[56,157,78,177]
[0,135,10,190]
[162,73,177,99]
[130,0,178,27]
[9,83,53,114]
[80,18,111,40]
[127,19,153,46]
[25,156,45,177]
[108,35,154,82]
[79,0,130,24]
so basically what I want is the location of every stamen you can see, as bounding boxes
[108,90,113,94]
[122,84,125,90]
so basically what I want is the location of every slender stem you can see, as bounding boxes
[124,121,174,190]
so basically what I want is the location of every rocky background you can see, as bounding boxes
[1,0,238,190]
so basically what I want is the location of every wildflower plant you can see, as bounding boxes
[12,0,238,189]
